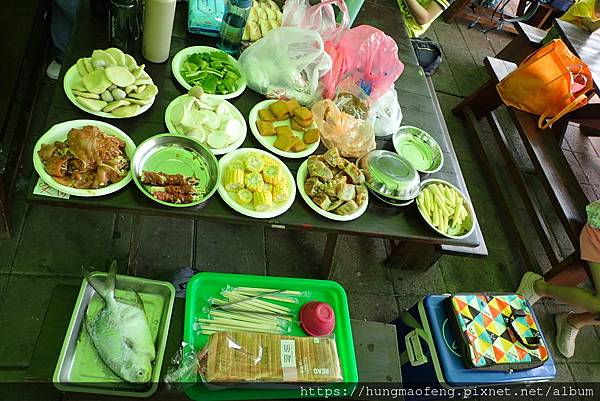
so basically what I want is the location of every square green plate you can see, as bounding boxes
[53,273,175,397]
[183,272,358,400]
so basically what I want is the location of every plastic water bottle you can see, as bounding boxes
[216,0,252,55]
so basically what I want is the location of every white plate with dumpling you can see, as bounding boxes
[164,94,247,156]
[63,48,157,118]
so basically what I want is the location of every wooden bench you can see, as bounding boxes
[496,22,546,65]
[0,0,49,238]
[453,57,588,280]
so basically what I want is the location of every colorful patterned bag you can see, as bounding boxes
[447,293,549,371]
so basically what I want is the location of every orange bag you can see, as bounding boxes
[496,39,593,129]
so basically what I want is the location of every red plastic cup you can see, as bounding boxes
[299,301,336,336]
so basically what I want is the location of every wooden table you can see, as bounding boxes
[26,0,482,275]
[553,19,600,141]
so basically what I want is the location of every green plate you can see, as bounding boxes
[131,134,220,207]
[392,126,443,173]
[183,272,358,400]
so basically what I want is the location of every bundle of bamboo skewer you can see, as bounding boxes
[193,286,308,336]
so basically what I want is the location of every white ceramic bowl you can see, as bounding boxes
[164,95,247,156]
[33,120,135,197]
[217,148,296,219]
[63,65,155,119]
[416,178,475,239]
[296,160,368,222]
[171,46,246,99]
[248,99,320,159]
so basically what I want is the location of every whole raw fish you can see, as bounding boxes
[84,262,156,383]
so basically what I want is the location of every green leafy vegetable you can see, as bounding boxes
[180,51,242,95]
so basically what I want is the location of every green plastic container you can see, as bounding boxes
[183,272,358,400]
[53,273,175,397]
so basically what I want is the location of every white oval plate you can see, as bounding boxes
[171,46,246,99]
[296,160,368,222]
[417,178,476,239]
[63,65,156,119]
[249,99,320,159]
[33,119,136,197]
[218,148,296,219]
[164,95,247,156]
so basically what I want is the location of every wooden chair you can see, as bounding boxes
[453,56,588,280]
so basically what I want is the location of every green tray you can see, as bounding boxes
[53,273,175,397]
[183,272,358,400]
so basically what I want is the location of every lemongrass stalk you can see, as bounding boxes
[225,290,292,309]
[234,290,299,304]
[204,315,277,326]
[198,319,280,331]
[202,324,282,334]
[209,310,279,325]
[223,292,291,313]
[233,287,302,296]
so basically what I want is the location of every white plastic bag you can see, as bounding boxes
[239,27,332,105]
[372,87,403,137]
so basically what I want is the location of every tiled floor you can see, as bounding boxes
[1,13,599,400]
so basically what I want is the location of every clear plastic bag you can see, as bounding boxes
[281,0,349,43]
[164,342,201,390]
[311,97,375,159]
[372,87,403,137]
[239,27,332,105]
[321,25,405,102]
[198,331,343,383]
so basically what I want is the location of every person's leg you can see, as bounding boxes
[47,0,80,79]
[550,262,600,357]
[534,262,600,313]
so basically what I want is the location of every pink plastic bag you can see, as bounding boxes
[321,25,404,101]
[282,0,349,43]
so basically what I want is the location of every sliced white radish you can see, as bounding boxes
[191,109,218,127]
[187,127,207,143]
[206,132,229,149]
[223,119,243,142]
[215,101,231,116]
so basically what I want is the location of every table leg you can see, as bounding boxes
[0,176,9,239]
[127,214,143,276]
[384,240,442,271]
[321,233,338,279]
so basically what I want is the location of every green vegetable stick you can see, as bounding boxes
[452,197,462,228]
[430,185,449,205]
[424,188,433,215]
[432,204,440,227]
[434,196,450,216]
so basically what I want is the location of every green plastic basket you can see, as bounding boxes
[183,272,358,400]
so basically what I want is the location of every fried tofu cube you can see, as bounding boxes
[290,118,305,132]
[292,136,307,152]
[256,120,276,136]
[258,108,276,122]
[293,116,313,128]
[293,106,312,121]
[273,134,295,151]
[303,128,320,144]
[285,99,301,114]
[275,125,293,138]
[269,100,289,120]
